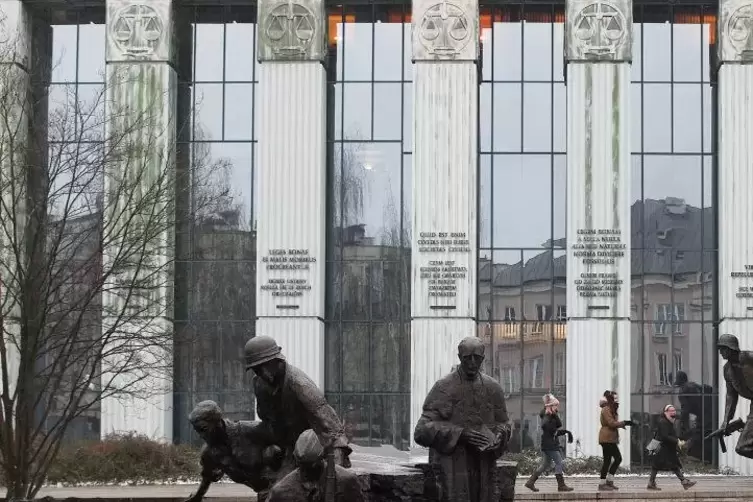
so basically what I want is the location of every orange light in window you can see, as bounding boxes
[673,12,717,45]
[328,13,356,47]
[387,11,411,23]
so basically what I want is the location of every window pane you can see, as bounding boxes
[523,22,551,81]
[643,22,671,82]
[524,84,552,152]
[673,23,703,82]
[78,24,105,82]
[374,22,404,81]
[492,155,552,248]
[643,84,671,152]
[493,22,522,81]
[52,25,78,83]
[225,23,255,82]
[492,83,522,152]
[224,84,254,141]
[373,84,402,141]
[673,84,702,153]
[195,23,225,81]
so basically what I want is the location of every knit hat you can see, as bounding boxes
[543,393,559,408]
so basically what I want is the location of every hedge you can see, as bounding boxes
[0,436,737,487]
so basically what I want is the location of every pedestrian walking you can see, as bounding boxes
[524,393,573,493]
[646,404,697,491]
[598,390,634,491]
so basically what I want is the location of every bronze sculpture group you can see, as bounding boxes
[184,335,512,502]
[182,331,749,501]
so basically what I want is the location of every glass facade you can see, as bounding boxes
[39,0,721,470]
[173,6,259,444]
[325,3,413,450]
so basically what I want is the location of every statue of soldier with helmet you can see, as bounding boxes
[714,334,753,456]
[244,335,352,481]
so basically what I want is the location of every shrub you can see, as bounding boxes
[44,433,201,485]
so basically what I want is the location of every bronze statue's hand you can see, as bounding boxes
[462,429,491,449]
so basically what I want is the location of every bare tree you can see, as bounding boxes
[0,33,229,498]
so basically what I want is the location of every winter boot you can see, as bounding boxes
[556,474,574,492]
[681,479,696,490]
[606,473,618,489]
[524,473,540,492]
[598,479,615,491]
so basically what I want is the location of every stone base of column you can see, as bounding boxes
[566,318,631,464]
[100,391,173,442]
[718,319,753,475]
[410,318,475,446]
[255,317,325,390]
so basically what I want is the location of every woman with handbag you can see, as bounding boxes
[524,393,574,493]
[598,390,633,491]
[646,404,697,491]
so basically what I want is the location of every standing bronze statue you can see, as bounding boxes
[414,336,511,502]
[245,335,352,482]
[184,401,283,502]
[712,334,751,456]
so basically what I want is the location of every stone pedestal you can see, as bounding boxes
[410,0,479,439]
[254,0,327,388]
[717,0,753,476]
[564,0,632,461]
[355,460,518,502]
[100,0,177,441]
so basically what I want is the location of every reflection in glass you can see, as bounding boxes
[326,10,411,451]
[491,155,552,248]
[174,13,258,443]
[48,20,107,443]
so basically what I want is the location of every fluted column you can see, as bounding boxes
[0,0,31,401]
[717,0,753,475]
[410,0,479,440]
[101,0,177,441]
[565,0,632,461]
[255,0,327,388]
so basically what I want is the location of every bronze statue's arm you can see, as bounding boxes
[724,378,739,427]
[185,478,212,502]
[186,450,223,502]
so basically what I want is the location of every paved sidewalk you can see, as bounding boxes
[514,475,753,500]
[7,476,751,501]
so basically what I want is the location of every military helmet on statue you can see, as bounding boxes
[244,335,285,370]
[718,333,740,352]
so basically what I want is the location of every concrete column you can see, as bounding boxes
[410,0,479,439]
[101,0,177,441]
[255,0,327,388]
[0,0,31,400]
[717,0,753,475]
[564,0,632,461]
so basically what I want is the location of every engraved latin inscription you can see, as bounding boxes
[417,231,470,300]
[732,264,753,299]
[571,228,625,298]
[261,248,315,304]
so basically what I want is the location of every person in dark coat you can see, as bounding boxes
[524,394,573,493]
[674,371,714,462]
[647,405,697,491]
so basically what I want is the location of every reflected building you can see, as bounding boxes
[6,0,753,474]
